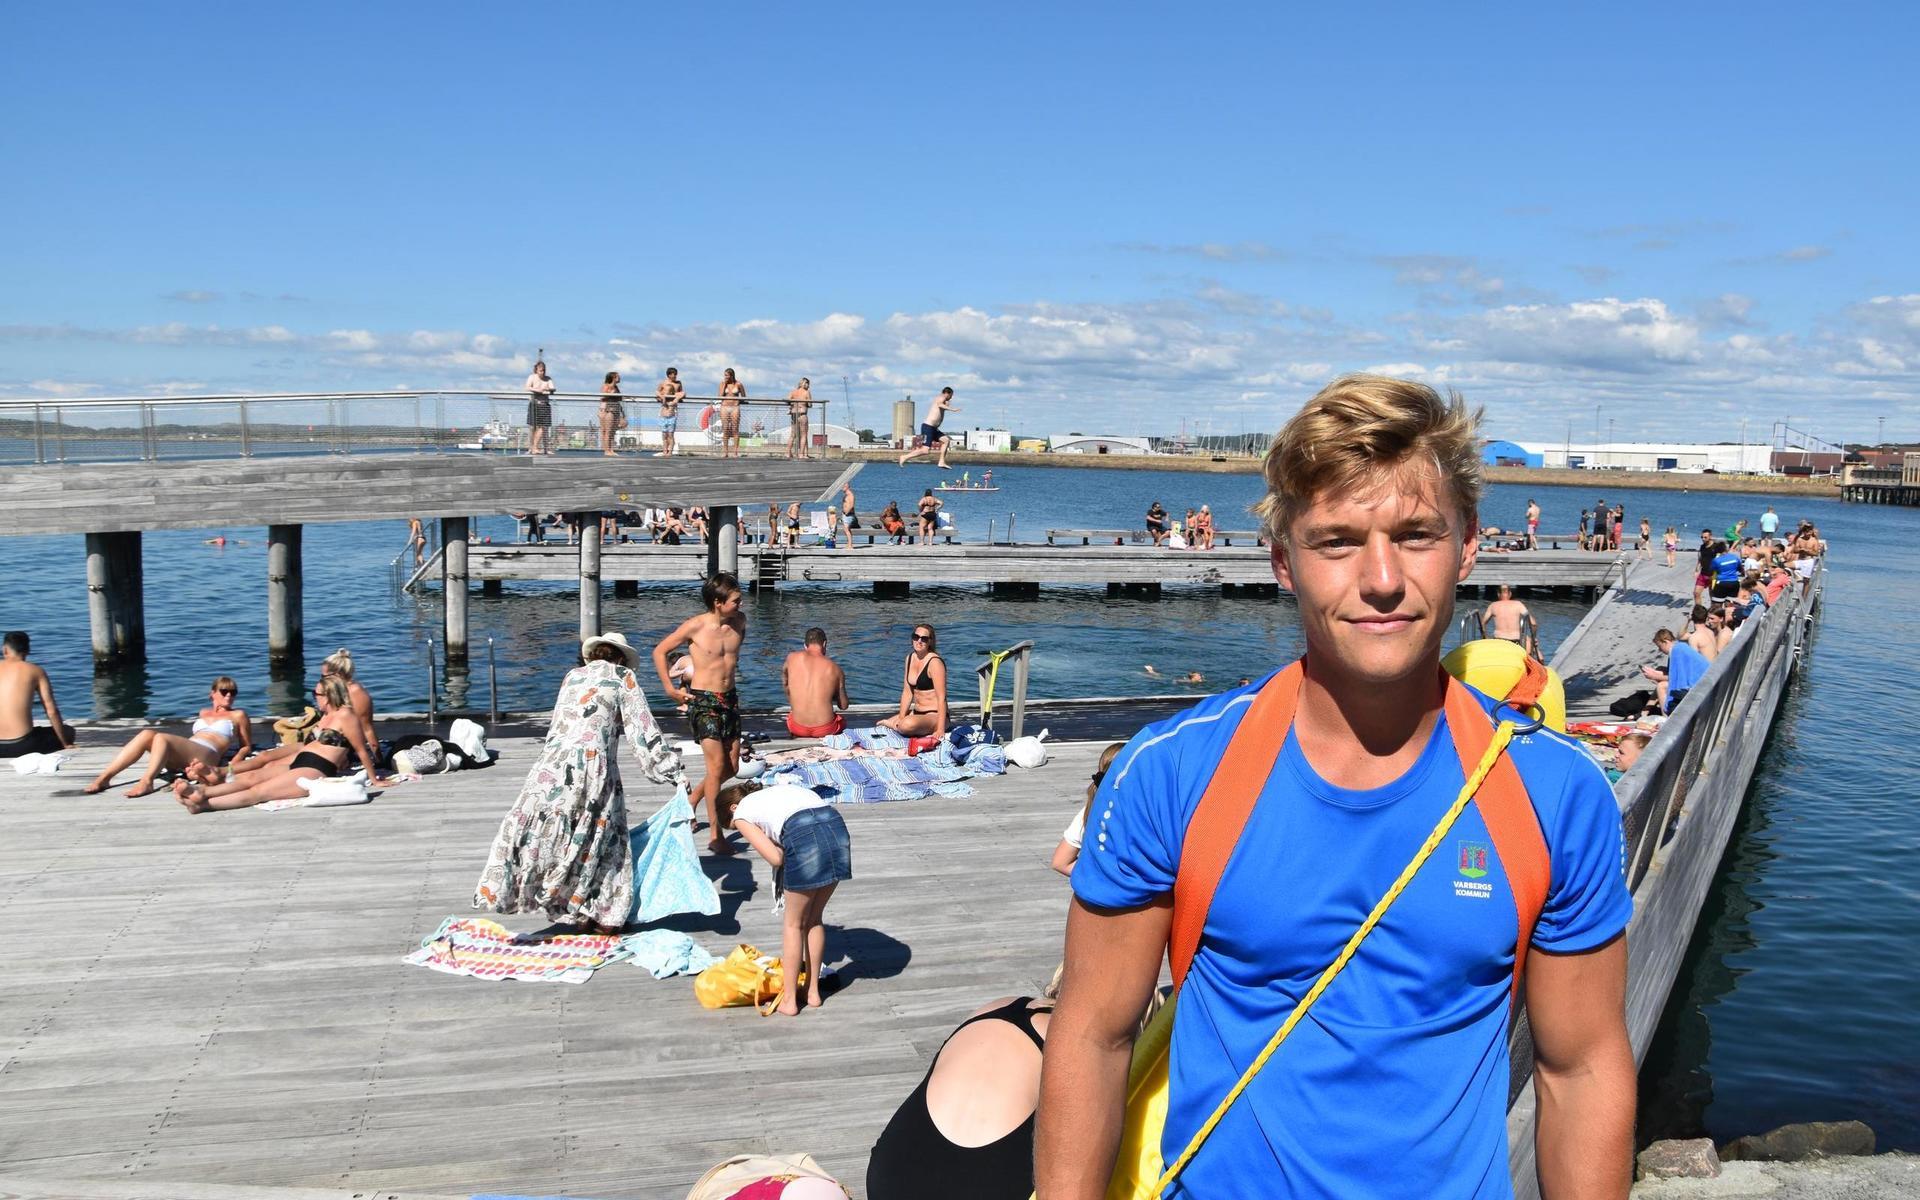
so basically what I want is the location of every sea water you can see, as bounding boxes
[0,460,1913,1149]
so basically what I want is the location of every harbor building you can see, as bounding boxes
[1513,440,1775,473]
[959,428,1014,452]
[1048,433,1154,455]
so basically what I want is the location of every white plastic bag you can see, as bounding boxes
[1005,728,1051,769]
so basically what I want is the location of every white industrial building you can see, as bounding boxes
[959,428,1013,452]
[1049,434,1155,456]
[1516,441,1774,474]
[760,421,862,450]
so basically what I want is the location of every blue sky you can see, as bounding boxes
[3,2,1916,442]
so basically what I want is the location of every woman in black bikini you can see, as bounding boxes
[174,677,384,812]
[877,624,947,739]
[917,489,942,546]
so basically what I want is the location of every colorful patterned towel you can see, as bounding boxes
[403,916,635,983]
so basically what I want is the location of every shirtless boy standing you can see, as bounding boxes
[1478,584,1536,656]
[656,367,684,457]
[0,631,75,758]
[782,627,849,738]
[653,573,746,853]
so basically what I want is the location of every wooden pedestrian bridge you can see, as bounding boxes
[408,539,1626,599]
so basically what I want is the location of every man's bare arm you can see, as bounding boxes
[652,618,699,700]
[35,667,71,747]
[1528,935,1634,1200]
[1035,895,1170,1200]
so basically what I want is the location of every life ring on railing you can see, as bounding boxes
[700,405,717,430]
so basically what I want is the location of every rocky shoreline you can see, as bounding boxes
[1635,1122,1916,1197]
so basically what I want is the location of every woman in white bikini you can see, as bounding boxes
[175,677,385,813]
[84,676,253,796]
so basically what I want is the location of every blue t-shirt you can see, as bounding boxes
[1072,677,1632,1199]
[1712,551,1743,584]
[1666,642,1709,700]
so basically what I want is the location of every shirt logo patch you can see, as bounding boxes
[1454,840,1494,900]
[1456,841,1490,879]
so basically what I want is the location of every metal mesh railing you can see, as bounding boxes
[0,391,829,465]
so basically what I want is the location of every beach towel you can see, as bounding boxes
[256,772,376,811]
[762,743,1004,803]
[404,916,635,983]
[629,928,721,979]
[819,727,909,753]
[630,785,722,923]
[9,751,70,775]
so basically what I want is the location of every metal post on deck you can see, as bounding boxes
[239,400,252,457]
[579,514,603,641]
[84,531,146,667]
[487,637,499,726]
[266,524,304,661]
[426,639,438,732]
[32,404,45,465]
[441,516,469,664]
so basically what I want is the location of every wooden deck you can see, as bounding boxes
[419,543,1627,593]
[1547,556,1698,719]
[0,736,1103,1199]
[0,455,859,537]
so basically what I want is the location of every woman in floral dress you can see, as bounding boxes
[475,632,686,932]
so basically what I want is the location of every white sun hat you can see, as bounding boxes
[581,631,641,667]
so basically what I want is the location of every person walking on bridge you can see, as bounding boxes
[1037,374,1634,1200]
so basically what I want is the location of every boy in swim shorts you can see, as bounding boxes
[653,573,747,854]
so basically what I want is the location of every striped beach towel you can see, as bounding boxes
[404,916,635,983]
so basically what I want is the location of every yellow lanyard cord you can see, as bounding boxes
[1149,720,1519,1197]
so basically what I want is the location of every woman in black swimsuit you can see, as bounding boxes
[878,623,947,739]
[174,677,384,812]
[866,996,1054,1200]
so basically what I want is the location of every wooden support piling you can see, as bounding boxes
[708,505,740,580]
[873,580,910,599]
[579,514,602,641]
[266,524,303,662]
[441,517,469,664]
[84,530,145,667]
[614,580,639,597]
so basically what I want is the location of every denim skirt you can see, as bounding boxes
[780,807,852,892]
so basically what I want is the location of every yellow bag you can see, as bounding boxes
[692,943,807,1015]
[1093,654,1555,1199]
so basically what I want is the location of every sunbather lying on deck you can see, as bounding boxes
[84,676,253,797]
[174,677,385,812]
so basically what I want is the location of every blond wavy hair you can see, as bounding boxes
[1254,374,1483,543]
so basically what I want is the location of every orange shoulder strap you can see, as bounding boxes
[1169,662,1304,991]
[1443,678,1551,1004]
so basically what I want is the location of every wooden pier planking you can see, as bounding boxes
[0,737,1102,1198]
[1547,557,1699,718]
[0,455,859,537]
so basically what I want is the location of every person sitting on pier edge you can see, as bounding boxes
[1037,374,1634,1200]
[84,675,253,797]
[653,573,747,855]
[1646,628,1709,715]
[877,623,947,741]
[881,500,908,544]
[1145,501,1169,546]
[0,631,75,759]
[174,676,384,813]
[783,627,849,739]
[1477,584,1537,656]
